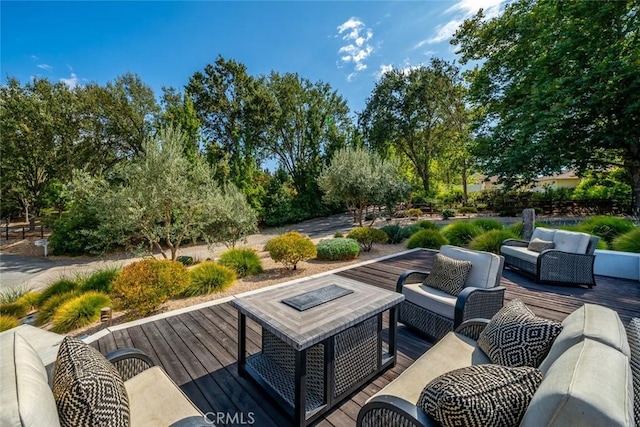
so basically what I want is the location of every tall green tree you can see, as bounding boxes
[318,146,409,226]
[452,0,640,213]
[359,59,467,195]
[159,87,201,162]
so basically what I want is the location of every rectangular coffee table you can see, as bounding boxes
[230,274,404,426]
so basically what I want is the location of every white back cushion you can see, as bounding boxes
[531,228,556,242]
[0,333,60,427]
[440,245,503,289]
[552,230,591,254]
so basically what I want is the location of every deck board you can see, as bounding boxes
[94,249,640,426]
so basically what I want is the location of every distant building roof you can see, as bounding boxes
[535,170,579,182]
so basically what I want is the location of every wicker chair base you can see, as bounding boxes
[360,407,419,427]
[399,300,453,343]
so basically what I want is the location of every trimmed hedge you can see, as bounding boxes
[441,222,484,247]
[264,232,317,270]
[469,230,518,254]
[316,238,360,261]
[52,292,111,333]
[347,227,388,252]
[407,229,449,250]
[184,262,236,296]
[219,248,263,277]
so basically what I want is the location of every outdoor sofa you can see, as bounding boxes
[0,325,203,427]
[500,227,599,288]
[397,245,505,342]
[358,302,637,427]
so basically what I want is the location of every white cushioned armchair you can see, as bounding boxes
[500,227,600,288]
[397,246,505,342]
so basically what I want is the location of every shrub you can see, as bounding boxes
[441,209,456,220]
[15,292,41,312]
[416,220,439,231]
[264,232,317,270]
[0,285,33,304]
[408,208,422,218]
[38,278,80,306]
[0,301,28,318]
[334,231,344,238]
[393,210,408,218]
[177,255,195,266]
[469,230,518,254]
[112,259,191,317]
[459,206,478,214]
[472,219,504,232]
[612,228,640,253]
[407,229,449,250]
[0,315,20,332]
[52,292,112,333]
[508,221,547,238]
[347,227,389,252]
[316,238,360,261]
[597,239,609,250]
[184,263,236,296]
[36,291,82,326]
[576,216,636,245]
[379,225,404,244]
[441,222,484,247]
[218,248,263,277]
[80,267,120,293]
[402,225,422,239]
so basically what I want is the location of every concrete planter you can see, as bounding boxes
[594,249,640,281]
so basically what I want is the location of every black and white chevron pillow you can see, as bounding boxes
[423,253,472,296]
[418,364,543,427]
[53,336,130,427]
[478,299,563,368]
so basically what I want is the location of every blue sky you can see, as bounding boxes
[1,0,504,113]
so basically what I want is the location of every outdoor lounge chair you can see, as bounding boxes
[397,245,505,342]
[500,227,599,288]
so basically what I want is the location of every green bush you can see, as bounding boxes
[112,259,191,317]
[508,221,547,238]
[441,209,456,220]
[402,225,422,239]
[184,262,236,296]
[52,292,112,333]
[416,220,440,231]
[407,229,449,250]
[80,267,120,293]
[576,216,636,245]
[218,248,263,277]
[334,231,344,238]
[0,285,33,304]
[441,222,484,247]
[0,315,20,332]
[0,301,28,318]
[316,238,360,261]
[15,292,41,312]
[612,228,640,253]
[177,256,195,266]
[408,208,422,218]
[469,230,518,254]
[264,231,317,270]
[459,206,478,214]
[471,219,503,232]
[37,278,81,306]
[379,225,404,244]
[347,227,389,252]
[37,291,82,326]
[597,239,609,250]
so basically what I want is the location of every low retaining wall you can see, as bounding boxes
[594,249,640,281]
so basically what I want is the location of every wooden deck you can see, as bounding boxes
[92,249,640,427]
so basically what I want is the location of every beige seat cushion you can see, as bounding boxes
[440,245,503,289]
[402,283,456,319]
[552,229,591,254]
[0,333,60,427]
[370,332,490,405]
[540,304,630,374]
[531,227,557,242]
[500,245,539,264]
[126,366,203,427]
[0,325,64,383]
[521,339,634,427]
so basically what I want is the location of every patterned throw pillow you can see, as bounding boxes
[53,336,130,427]
[423,253,473,296]
[527,238,555,253]
[418,364,543,427]
[478,299,562,367]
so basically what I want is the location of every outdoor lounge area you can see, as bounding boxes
[3,248,640,426]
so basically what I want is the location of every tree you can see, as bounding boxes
[452,0,640,213]
[360,59,467,196]
[159,87,201,162]
[202,183,258,248]
[318,146,409,226]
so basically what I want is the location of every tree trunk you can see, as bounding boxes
[628,145,640,216]
[462,159,468,205]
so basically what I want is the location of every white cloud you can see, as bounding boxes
[423,0,506,45]
[374,63,421,79]
[375,64,394,79]
[30,55,38,60]
[36,64,52,70]
[336,17,375,81]
[60,72,79,89]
